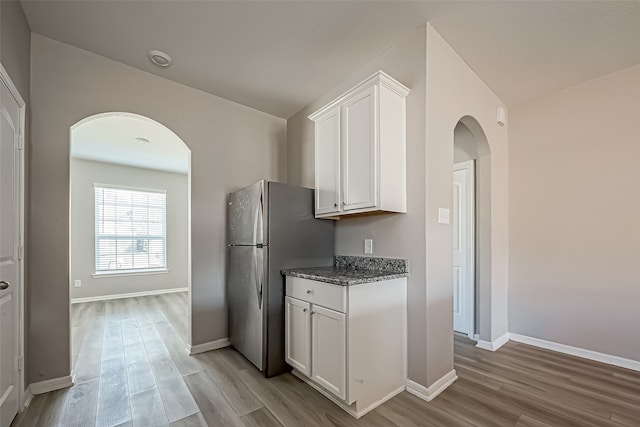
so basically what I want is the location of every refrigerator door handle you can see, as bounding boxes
[253,183,264,245]
[255,248,263,309]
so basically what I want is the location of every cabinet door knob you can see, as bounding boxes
[306,290,313,294]
[333,203,337,208]
[311,311,316,315]
[303,308,307,313]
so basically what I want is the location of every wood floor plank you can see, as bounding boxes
[11,393,48,427]
[375,392,473,427]
[169,412,207,427]
[71,302,95,368]
[183,370,245,427]
[123,343,157,396]
[153,318,202,377]
[515,414,554,427]
[73,301,106,384]
[95,356,132,427]
[59,379,100,427]
[152,294,189,339]
[236,366,394,427]
[195,350,263,416]
[240,407,283,427]
[237,367,326,427]
[130,387,170,427]
[33,388,66,427]
[155,376,200,423]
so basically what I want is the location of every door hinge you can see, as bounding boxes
[18,356,24,371]
[17,245,24,260]
[18,136,24,150]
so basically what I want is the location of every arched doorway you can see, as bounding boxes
[453,116,491,341]
[68,113,192,394]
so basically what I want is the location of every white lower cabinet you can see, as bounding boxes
[284,276,407,418]
[312,304,347,400]
[284,296,311,376]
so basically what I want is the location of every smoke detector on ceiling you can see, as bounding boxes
[148,50,172,68]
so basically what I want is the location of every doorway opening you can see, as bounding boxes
[453,117,491,341]
[68,113,192,391]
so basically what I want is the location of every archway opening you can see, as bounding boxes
[68,112,192,376]
[453,116,491,341]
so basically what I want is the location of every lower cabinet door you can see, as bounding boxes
[312,305,347,400]
[285,296,311,376]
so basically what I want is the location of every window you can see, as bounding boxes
[94,185,166,274]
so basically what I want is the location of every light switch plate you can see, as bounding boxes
[438,208,451,224]
[364,239,373,254]
[74,280,82,288]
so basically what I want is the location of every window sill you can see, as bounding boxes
[92,269,169,279]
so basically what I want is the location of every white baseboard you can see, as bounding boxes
[186,338,230,355]
[476,332,510,352]
[509,333,640,372]
[405,369,458,402]
[29,374,75,395]
[71,287,188,304]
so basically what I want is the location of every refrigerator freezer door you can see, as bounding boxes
[228,245,265,370]
[228,181,265,246]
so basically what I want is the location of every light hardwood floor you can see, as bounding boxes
[12,293,640,426]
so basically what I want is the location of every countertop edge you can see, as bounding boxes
[281,269,409,286]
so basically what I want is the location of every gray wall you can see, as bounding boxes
[70,159,188,300]
[288,26,428,384]
[28,34,286,383]
[1,0,30,98]
[509,64,640,361]
[425,26,509,383]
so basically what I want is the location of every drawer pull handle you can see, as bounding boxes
[306,290,313,294]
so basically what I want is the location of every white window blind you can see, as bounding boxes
[95,185,167,273]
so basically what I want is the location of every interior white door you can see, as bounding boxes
[0,73,22,427]
[453,161,475,337]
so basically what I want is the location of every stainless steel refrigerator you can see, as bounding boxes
[227,180,334,377]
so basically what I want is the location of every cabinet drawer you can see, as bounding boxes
[286,277,346,313]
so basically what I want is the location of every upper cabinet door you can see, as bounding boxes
[314,108,341,216]
[342,85,377,211]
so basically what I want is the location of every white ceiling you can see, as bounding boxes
[21,1,640,119]
[71,113,190,174]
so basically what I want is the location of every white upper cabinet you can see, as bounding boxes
[309,71,409,219]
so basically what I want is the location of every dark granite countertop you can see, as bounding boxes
[281,256,409,286]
